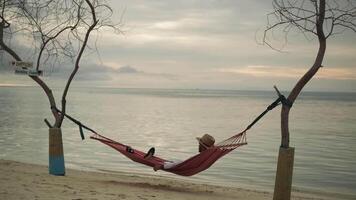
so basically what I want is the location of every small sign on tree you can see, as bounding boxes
[11,61,43,76]
[11,61,33,68]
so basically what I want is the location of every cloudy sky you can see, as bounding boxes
[1,0,356,92]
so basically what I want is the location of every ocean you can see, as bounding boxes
[1,86,355,198]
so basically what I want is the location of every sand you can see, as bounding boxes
[0,159,351,200]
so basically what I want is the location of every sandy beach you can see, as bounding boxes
[1,159,352,200]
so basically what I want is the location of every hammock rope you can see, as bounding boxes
[56,91,291,176]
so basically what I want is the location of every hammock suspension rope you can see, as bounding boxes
[55,87,292,176]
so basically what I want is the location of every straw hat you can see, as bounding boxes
[196,134,215,147]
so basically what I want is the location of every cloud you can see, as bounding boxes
[48,62,179,83]
[74,64,140,81]
[0,83,32,87]
[115,65,139,73]
[217,65,356,80]
[2,1,356,92]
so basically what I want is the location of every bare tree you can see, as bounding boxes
[1,0,120,128]
[263,0,355,199]
[264,0,356,148]
[0,0,121,174]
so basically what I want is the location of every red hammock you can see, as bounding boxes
[90,131,247,176]
[59,93,287,176]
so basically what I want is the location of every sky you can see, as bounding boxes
[1,0,356,92]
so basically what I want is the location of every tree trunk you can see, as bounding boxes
[273,147,295,200]
[48,127,65,175]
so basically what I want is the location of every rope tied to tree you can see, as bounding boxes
[51,107,97,140]
[243,90,292,132]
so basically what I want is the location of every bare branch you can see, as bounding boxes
[59,0,99,127]
[262,0,355,148]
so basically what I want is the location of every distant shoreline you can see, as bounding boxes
[1,84,355,94]
[0,83,34,87]
[1,159,354,200]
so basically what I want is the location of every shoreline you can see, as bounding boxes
[1,159,353,200]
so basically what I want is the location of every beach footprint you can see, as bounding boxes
[137,195,148,200]
[117,194,127,199]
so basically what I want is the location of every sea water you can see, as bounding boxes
[0,86,355,197]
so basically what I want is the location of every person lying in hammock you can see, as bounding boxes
[144,134,215,171]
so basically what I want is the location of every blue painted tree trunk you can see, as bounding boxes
[49,128,65,176]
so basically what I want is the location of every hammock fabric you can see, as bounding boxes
[90,131,247,176]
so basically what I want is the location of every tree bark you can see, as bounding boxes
[30,76,61,127]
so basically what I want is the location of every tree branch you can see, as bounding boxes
[0,21,21,60]
[58,0,99,127]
